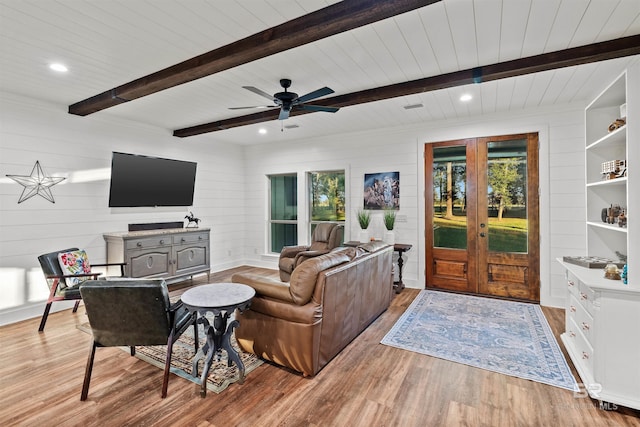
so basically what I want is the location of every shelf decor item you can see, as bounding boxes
[562,255,625,269]
[604,263,622,280]
[608,118,626,132]
[601,159,627,180]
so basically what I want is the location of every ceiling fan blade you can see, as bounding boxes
[242,86,275,101]
[228,105,276,110]
[300,104,340,113]
[296,86,334,103]
[278,108,290,120]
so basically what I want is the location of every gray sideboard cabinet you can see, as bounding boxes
[103,228,210,284]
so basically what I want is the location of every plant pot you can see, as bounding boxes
[358,230,369,243]
[384,230,395,245]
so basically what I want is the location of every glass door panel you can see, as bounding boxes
[486,139,528,253]
[433,145,468,250]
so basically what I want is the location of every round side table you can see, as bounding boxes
[180,282,255,397]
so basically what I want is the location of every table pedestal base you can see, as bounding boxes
[191,312,245,397]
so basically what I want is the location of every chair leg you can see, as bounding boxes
[38,302,53,332]
[130,346,135,356]
[162,333,176,398]
[72,300,81,313]
[81,341,97,401]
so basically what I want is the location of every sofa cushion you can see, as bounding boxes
[57,249,91,288]
[289,251,350,305]
[358,240,389,253]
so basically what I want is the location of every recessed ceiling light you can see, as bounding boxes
[49,63,68,72]
[258,128,267,135]
[460,94,472,102]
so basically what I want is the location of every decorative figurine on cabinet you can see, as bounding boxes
[185,211,200,228]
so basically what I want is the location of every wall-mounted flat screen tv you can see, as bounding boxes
[108,152,197,207]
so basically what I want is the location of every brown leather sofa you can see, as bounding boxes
[232,240,393,376]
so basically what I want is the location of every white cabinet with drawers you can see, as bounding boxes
[104,228,210,284]
[559,261,640,410]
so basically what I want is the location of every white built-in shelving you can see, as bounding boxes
[559,64,640,411]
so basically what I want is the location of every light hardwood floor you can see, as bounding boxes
[1,266,638,427]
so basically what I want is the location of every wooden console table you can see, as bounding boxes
[103,228,210,284]
[344,241,412,293]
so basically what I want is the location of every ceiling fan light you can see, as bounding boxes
[460,94,472,102]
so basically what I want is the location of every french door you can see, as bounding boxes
[425,133,540,301]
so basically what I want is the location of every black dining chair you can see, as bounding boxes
[79,279,198,400]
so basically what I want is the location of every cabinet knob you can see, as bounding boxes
[181,238,186,243]
[198,236,202,240]
[580,292,588,301]
[137,242,142,247]
[568,280,575,287]
[582,351,589,360]
[570,305,576,313]
[581,322,590,331]
[160,239,165,245]
[569,331,576,337]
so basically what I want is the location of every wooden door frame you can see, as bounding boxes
[424,132,540,302]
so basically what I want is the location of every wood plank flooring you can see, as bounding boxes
[1,266,638,426]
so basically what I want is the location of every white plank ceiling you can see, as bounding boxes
[1,0,639,145]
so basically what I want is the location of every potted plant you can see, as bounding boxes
[356,209,371,242]
[383,209,396,244]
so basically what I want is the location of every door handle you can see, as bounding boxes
[480,232,486,237]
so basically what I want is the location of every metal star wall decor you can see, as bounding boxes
[6,160,66,204]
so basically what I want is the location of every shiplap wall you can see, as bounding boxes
[1,91,587,326]
[242,103,586,308]
[0,92,245,325]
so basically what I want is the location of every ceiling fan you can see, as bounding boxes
[229,79,339,120]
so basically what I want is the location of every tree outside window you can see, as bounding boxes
[309,170,345,239]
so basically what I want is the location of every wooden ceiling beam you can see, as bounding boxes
[68,0,440,116]
[173,34,640,138]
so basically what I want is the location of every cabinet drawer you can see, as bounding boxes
[125,236,171,250]
[568,293,594,343]
[567,271,595,316]
[173,232,208,245]
[566,316,595,377]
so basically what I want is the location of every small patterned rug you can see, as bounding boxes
[381,290,578,391]
[77,313,263,394]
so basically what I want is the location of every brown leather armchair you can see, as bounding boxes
[278,222,343,281]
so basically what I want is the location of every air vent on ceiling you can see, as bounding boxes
[403,103,424,110]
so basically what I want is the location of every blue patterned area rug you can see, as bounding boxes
[381,290,578,391]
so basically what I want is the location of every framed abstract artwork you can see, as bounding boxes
[364,171,399,210]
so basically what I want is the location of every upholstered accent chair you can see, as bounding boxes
[79,279,198,400]
[37,248,126,331]
[278,223,344,281]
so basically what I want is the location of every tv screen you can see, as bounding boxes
[108,152,197,207]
